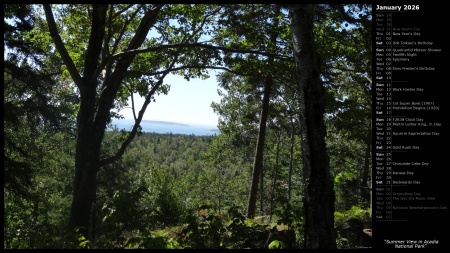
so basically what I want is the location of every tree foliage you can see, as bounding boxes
[4,4,76,198]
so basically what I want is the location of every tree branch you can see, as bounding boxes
[125,65,258,79]
[112,42,293,61]
[126,4,164,51]
[43,4,83,88]
[99,52,178,167]
[93,4,113,83]
[83,4,108,83]
[112,4,135,19]
[129,85,137,121]
[94,4,164,144]
[111,5,144,56]
[94,5,142,90]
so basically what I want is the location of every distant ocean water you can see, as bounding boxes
[109,118,220,136]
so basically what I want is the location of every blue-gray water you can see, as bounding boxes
[109,118,220,136]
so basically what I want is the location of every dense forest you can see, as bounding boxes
[4,4,372,249]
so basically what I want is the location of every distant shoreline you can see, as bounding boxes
[141,119,189,127]
[109,118,220,136]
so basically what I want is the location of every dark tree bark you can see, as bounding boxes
[361,121,372,206]
[246,76,272,218]
[269,134,281,222]
[260,158,264,216]
[289,4,336,249]
[288,116,295,201]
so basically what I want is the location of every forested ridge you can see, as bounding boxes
[4,4,372,249]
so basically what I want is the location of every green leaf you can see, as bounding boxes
[268,239,284,249]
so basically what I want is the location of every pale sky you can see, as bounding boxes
[120,71,223,127]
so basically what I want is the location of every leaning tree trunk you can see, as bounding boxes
[246,76,272,218]
[247,6,281,219]
[289,4,337,249]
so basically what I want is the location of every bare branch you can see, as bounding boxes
[129,85,137,121]
[125,65,258,79]
[43,4,83,88]
[126,4,165,51]
[111,5,143,56]
[111,4,136,19]
[112,42,293,61]
[364,74,372,84]
[99,51,178,167]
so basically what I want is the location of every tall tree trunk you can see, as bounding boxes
[218,167,221,215]
[361,121,372,206]
[246,76,272,218]
[289,4,336,249]
[246,5,281,219]
[260,159,264,216]
[69,85,102,240]
[288,116,295,201]
[269,134,281,222]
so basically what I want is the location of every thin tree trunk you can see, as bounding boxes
[361,121,372,206]
[218,167,221,215]
[247,5,281,219]
[270,134,281,222]
[289,4,336,249]
[288,116,295,201]
[246,77,272,218]
[260,159,264,216]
